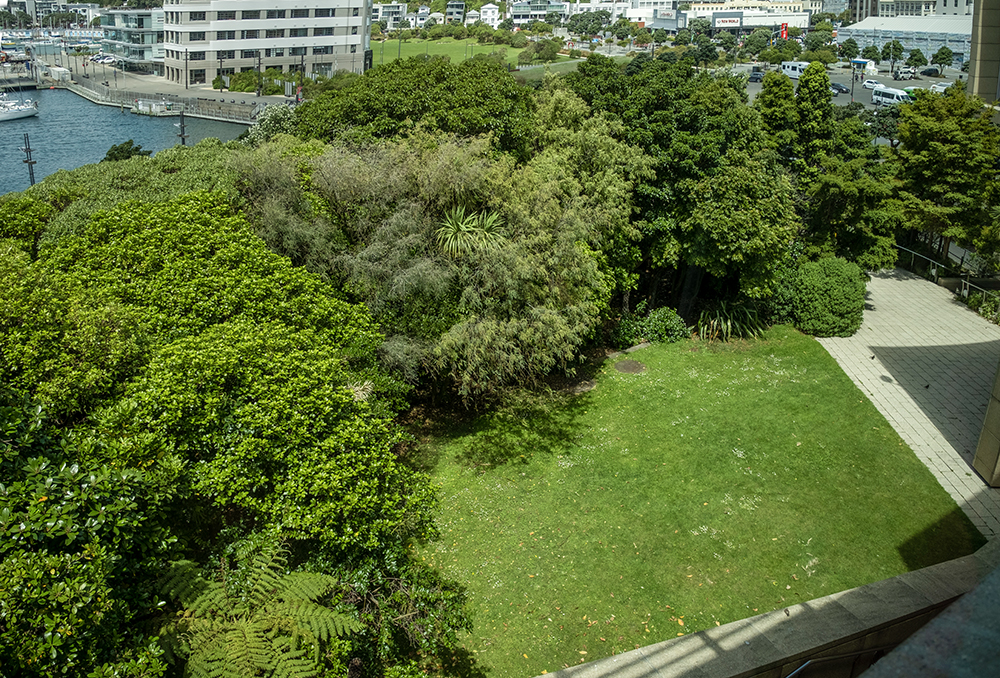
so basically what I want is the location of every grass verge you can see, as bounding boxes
[416,326,985,677]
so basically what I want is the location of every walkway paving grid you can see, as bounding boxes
[817,269,1000,539]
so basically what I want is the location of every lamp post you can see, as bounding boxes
[218,52,224,90]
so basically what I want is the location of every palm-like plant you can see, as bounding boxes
[158,543,359,678]
[435,206,506,257]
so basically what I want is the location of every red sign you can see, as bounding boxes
[780,23,787,40]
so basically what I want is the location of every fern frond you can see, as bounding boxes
[278,571,337,603]
[271,640,320,678]
[248,543,288,609]
[160,560,215,609]
[277,600,361,644]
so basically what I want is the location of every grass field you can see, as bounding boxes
[415,327,985,677]
[369,36,574,69]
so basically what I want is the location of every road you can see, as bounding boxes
[740,62,965,109]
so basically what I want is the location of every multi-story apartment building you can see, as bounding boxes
[878,0,971,14]
[162,0,372,88]
[372,2,407,28]
[509,0,569,27]
[445,0,465,22]
[478,2,502,27]
[100,7,165,73]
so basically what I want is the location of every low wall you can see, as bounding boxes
[539,538,1000,678]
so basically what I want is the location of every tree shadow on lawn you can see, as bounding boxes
[896,504,987,571]
[400,373,599,474]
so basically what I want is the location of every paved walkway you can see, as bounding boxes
[817,269,1000,538]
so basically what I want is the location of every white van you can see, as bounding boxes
[871,86,909,106]
[780,61,812,79]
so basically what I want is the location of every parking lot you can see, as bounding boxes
[741,63,964,110]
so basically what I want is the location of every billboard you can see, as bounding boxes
[714,17,741,27]
[781,22,788,39]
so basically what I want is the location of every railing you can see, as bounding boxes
[895,242,1000,322]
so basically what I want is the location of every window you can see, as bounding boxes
[189,31,205,41]
[217,30,235,40]
[314,26,334,36]
[189,11,205,21]
[241,49,258,58]
[313,46,331,54]
[189,51,206,60]
[288,28,307,37]
[218,49,235,59]
[217,10,236,20]
[190,68,206,84]
[352,8,360,16]
[314,8,331,16]
[351,26,358,34]
[266,9,286,19]
[219,67,234,76]
[265,48,285,57]
[290,46,306,55]
[291,8,310,17]
[266,29,284,38]
[242,10,260,19]
[241,30,259,39]
[350,44,357,52]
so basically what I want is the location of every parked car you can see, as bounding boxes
[920,67,940,76]
[862,79,881,89]
[829,86,840,97]
[748,71,764,82]
[929,82,950,93]
[830,82,850,94]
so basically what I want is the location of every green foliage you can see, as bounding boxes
[906,48,927,68]
[102,139,153,163]
[0,194,54,258]
[966,292,983,312]
[861,45,880,64]
[754,71,798,158]
[436,206,506,257]
[840,38,859,60]
[158,542,360,678]
[894,83,1000,254]
[293,56,536,158]
[794,257,866,337]
[932,46,954,70]
[642,305,690,343]
[0,393,173,677]
[696,299,766,342]
[244,103,297,146]
[795,62,835,167]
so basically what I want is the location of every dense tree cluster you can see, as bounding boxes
[3,53,999,677]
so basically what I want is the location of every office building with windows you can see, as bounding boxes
[100,8,165,74]
[162,0,371,87]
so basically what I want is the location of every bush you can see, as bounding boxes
[697,300,766,342]
[794,257,866,337]
[966,292,983,312]
[643,306,689,343]
[980,295,999,322]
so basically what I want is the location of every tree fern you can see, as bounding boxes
[158,542,359,678]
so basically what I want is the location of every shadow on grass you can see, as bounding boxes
[439,648,490,678]
[896,505,988,571]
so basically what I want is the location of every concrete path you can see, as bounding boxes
[817,269,1000,538]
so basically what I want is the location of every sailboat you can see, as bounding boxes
[0,38,38,121]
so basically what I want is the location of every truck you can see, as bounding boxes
[780,61,812,79]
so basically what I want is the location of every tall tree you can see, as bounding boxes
[861,45,880,64]
[795,61,835,171]
[906,48,927,68]
[840,38,859,60]
[753,71,799,161]
[894,82,1000,259]
[882,40,904,72]
[932,46,954,71]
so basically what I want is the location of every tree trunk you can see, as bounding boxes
[942,236,951,265]
[678,264,704,320]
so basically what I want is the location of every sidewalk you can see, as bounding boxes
[817,269,1000,538]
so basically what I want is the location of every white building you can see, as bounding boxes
[836,14,972,64]
[162,0,372,87]
[477,2,501,28]
[372,2,407,29]
[100,7,164,74]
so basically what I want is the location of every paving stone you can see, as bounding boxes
[816,269,1000,538]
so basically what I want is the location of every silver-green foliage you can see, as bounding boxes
[159,543,360,678]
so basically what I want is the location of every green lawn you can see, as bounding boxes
[369,36,576,69]
[416,327,984,677]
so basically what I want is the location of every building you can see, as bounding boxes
[836,14,972,64]
[509,0,570,28]
[162,0,372,88]
[445,0,465,23]
[935,0,974,14]
[477,2,502,27]
[968,0,998,101]
[878,0,938,16]
[100,7,164,74]
[372,2,407,29]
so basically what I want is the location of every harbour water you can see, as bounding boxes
[1,88,248,196]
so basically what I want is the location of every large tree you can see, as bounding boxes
[795,61,835,171]
[754,70,799,160]
[882,40,904,72]
[894,82,1000,258]
[932,45,954,71]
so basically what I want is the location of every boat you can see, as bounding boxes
[0,98,38,121]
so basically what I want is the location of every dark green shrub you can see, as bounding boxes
[643,306,689,343]
[794,257,866,337]
[980,295,999,322]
